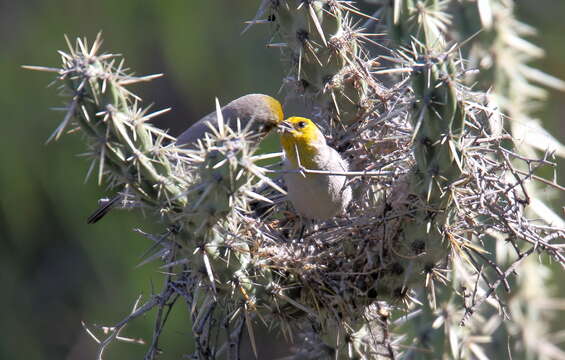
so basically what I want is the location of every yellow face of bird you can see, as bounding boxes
[259,96,284,134]
[265,96,284,125]
[279,117,325,168]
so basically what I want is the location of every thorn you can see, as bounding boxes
[308,4,327,47]
[118,73,164,85]
[266,42,288,48]
[21,65,62,73]
[243,19,271,24]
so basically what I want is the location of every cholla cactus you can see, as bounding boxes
[28,1,564,359]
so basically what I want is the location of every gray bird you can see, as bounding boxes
[87,94,284,223]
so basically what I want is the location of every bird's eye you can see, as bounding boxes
[297,121,307,129]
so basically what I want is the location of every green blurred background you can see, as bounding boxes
[0,1,562,359]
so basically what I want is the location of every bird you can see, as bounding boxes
[279,117,352,220]
[176,94,283,146]
[87,94,284,224]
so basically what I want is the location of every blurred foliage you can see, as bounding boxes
[0,0,562,359]
[517,1,565,197]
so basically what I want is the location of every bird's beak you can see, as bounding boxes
[277,120,293,133]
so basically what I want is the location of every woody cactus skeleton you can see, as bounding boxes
[28,0,565,359]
